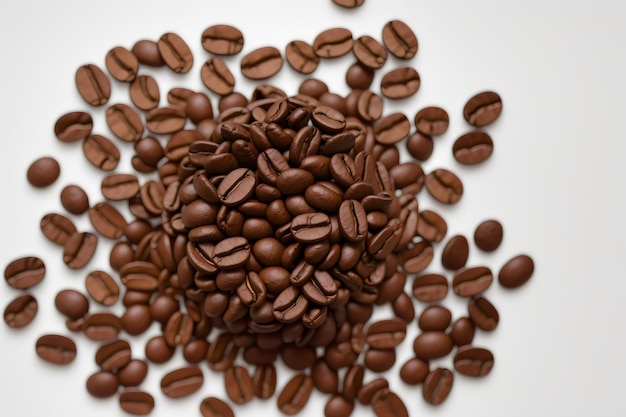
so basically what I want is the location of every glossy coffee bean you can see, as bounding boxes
[200,397,235,417]
[145,336,175,364]
[450,316,475,346]
[75,64,110,106]
[498,254,534,288]
[89,202,127,239]
[157,32,193,73]
[441,235,469,270]
[4,256,45,290]
[4,294,38,328]
[63,232,98,269]
[119,390,154,416]
[60,185,89,215]
[101,174,139,201]
[353,36,387,69]
[86,371,118,398]
[425,169,463,204]
[358,378,389,405]
[453,131,494,164]
[417,210,447,242]
[372,390,409,417]
[364,348,396,372]
[252,364,277,399]
[55,112,93,142]
[423,368,454,405]
[201,58,236,96]
[277,374,313,415]
[346,62,374,90]
[202,24,244,55]
[224,366,254,404]
[400,357,430,385]
[285,40,319,74]
[85,270,120,306]
[413,331,453,360]
[313,27,354,58]
[241,47,283,80]
[118,359,149,387]
[406,131,433,161]
[290,212,332,244]
[453,266,493,297]
[36,334,77,364]
[418,306,452,332]
[130,75,160,110]
[83,313,122,341]
[83,134,120,171]
[161,367,204,398]
[27,157,60,188]
[414,106,449,136]
[40,213,77,246]
[474,219,504,252]
[380,67,420,99]
[55,289,89,320]
[325,395,354,417]
[105,46,139,82]
[382,20,418,59]
[464,91,503,126]
[131,40,165,66]
[332,0,364,7]
[468,296,499,331]
[121,304,152,335]
[95,339,131,371]
[454,346,495,377]
[366,319,406,349]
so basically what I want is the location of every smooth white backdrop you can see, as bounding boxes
[1,0,625,416]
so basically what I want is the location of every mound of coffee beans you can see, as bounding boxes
[3,7,535,417]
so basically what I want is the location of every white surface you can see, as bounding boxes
[1,0,625,416]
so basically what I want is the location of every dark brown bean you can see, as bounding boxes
[54,112,93,142]
[464,91,503,126]
[85,270,119,306]
[290,212,332,244]
[145,336,175,364]
[218,168,257,206]
[89,202,127,239]
[313,27,354,58]
[468,296,499,331]
[83,313,122,341]
[353,35,387,69]
[277,374,313,415]
[157,32,193,73]
[200,397,235,417]
[380,67,420,99]
[312,105,346,134]
[146,107,186,134]
[450,317,475,346]
[101,173,139,201]
[106,103,144,142]
[364,348,396,372]
[499,254,535,288]
[382,20,418,59]
[119,390,155,416]
[400,357,430,385]
[4,256,45,290]
[454,346,495,377]
[4,294,38,328]
[325,395,355,417]
[453,131,494,164]
[425,169,463,204]
[60,185,89,215]
[474,219,504,252]
[95,339,131,371]
[453,266,493,297]
[406,131,433,161]
[414,106,449,136]
[273,286,308,323]
[241,47,283,80]
[333,0,364,8]
[161,367,204,398]
[358,378,389,405]
[75,64,110,106]
[105,46,139,82]
[83,134,120,171]
[286,40,319,74]
[63,232,98,269]
[423,368,454,405]
[35,334,77,364]
[86,371,118,398]
[372,390,408,417]
[373,113,411,145]
[129,75,160,110]
[417,210,447,243]
[366,319,406,349]
[224,366,254,404]
[40,213,77,246]
[27,157,60,188]
[201,24,244,55]
[201,58,236,96]
[413,331,454,360]
[253,364,277,399]
[131,40,165,67]
[441,235,469,270]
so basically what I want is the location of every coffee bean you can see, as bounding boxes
[372,390,408,417]
[313,27,354,58]
[207,333,239,371]
[425,169,463,204]
[392,292,415,322]
[145,336,175,364]
[202,24,244,55]
[4,256,45,290]
[164,311,194,346]
[338,199,368,242]
[83,312,122,341]
[27,156,60,188]
[273,286,308,323]
[4,294,38,328]
[129,75,160,110]
[380,67,420,99]
[450,316,475,346]
[364,348,396,372]
[464,91,503,126]
[345,62,373,91]
[55,289,89,320]
[423,367,453,405]
[498,254,534,288]
[358,378,389,405]
[474,219,503,252]
[157,32,193,73]
[186,92,214,123]
[312,105,347,134]
[253,364,277,399]
[382,20,418,59]
[311,359,339,394]
[86,371,118,398]
[399,357,430,385]
[54,111,93,142]
[454,346,495,377]
[355,90,384,122]
[117,360,148,385]
[119,390,155,416]
[277,373,313,415]
[453,131,494,164]
[332,0,364,8]
[418,305,452,332]
[406,131,433,161]
[401,241,434,274]
[35,334,76,364]
[342,364,364,401]
[83,134,120,171]
[373,113,411,145]
[468,296,499,331]
[75,64,111,106]
[285,40,319,74]
[95,339,131,371]
[105,46,139,82]
[218,168,257,206]
[212,237,251,269]
[241,47,283,80]
[89,202,127,239]
[201,58,236,96]
[417,210,447,242]
[146,107,186,135]
[131,40,165,67]
[366,319,406,349]
[85,270,120,306]
[224,366,254,404]
[290,212,332,244]
[353,35,387,69]
[101,174,139,201]
[453,266,493,297]
[413,331,453,360]
[325,395,354,417]
[414,106,449,136]
[59,185,89,215]
[441,235,469,270]
[161,367,204,398]
[120,261,160,292]
[121,304,152,336]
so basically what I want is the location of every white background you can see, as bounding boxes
[1,0,625,416]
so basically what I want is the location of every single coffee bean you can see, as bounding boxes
[86,371,118,398]
[355,90,384,122]
[392,292,415,322]
[54,111,93,142]
[414,106,449,136]
[453,266,493,297]
[201,24,244,55]
[105,46,139,82]
[120,261,160,292]
[83,134,120,171]
[413,331,454,360]
[106,103,144,142]
[129,75,160,110]
[200,397,235,417]
[213,237,251,269]
[161,367,204,398]
[453,131,494,164]
[332,0,364,8]
[425,169,463,204]
[399,357,430,385]
[464,91,503,126]
[95,339,131,371]
[353,35,387,69]
[364,348,396,372]
[83,312,122,341]
[201,58,236,96]
[163,311,194,346]
[441,235,469,270]
[75,64,111,106]
[186,92,214,123]
[146,107,186,134]
[372,390,409,417]
[382,20,418,59]
[117,359,148,386]
[373,113,411,145]
[498,254,535,288]
[224,366,254,404]
[450,316,475,346]
[338,199,368,242]
[346,62,374,90]
[218,168,257,206]
[41,213,77,246]
[35,334,76,364]
[253,364,277,399]
[27,156,60,188]
[474,219,504,252]
[290,212,332,244]
[380,67,420,99]
[273,286,308,323]
[312,105,347,134]
[219,92,249,112]
[119,390,155,416]
[131,39,165,67]
[417,210,448,242]
[145,336,175,364]
[366,319,406,349]
[277,374,313,415]
[4,294,38,328]
[85,270,120,306]
[55,289,89,320]
[468,296,499,331]
[325,395,354,417]
[121,304,152,336]
[313,27,354,58]
[454,346,495,377]
[60,185,89,215]
[4,256,45,290]
[418,305,452,332]
[241,46,283,80]
[423,368,454,405]
[157,32,193,73]
[401,241,434,274]
[89,202,127,239]
[207,333,239,371]
[183,340,211,364]
[285,40,319,74]
[101,174,139,201]
[406,131,433,161]
[358,378,389,405]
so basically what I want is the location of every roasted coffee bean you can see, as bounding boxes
[372,390,409,417]
[224,366,254,404]
[40,213,77,246]
[207,333,239,371]
[89,202,127,239]
[313,27,354,58]
[55,289,89,320]
[121,304,152,335]
[95,339,131,371]
[201,58,236,96]
[105,46,139,82]
[119,390,155,416]
[55,111,93,142]
[464,91,502,126]
[345,63,373,91]
[330,154,359,188]
[373,113,410,145]
[468,296,499,331]
[257,148,289,185]
[474,219,503,252]
[212,237,251,269]
[129,75,160,110]
[414,106,449,136]
[406,131,433,161]
[364,348,396,372]
[131,40,165,67]
[85,270,120,306]
[453,266,493,297]
[75,64,110,106]
[382,20,418,59]
[366,319,406,349]
[106,103,144,142]
[312,359,339,394]
[450,316,475,346]
[285,40,319,74]
[146,107,186,134]
[202,24,244,55]
[413,331,453,360]
[325,395,354,417]
[380,67,420,99]
[425,169,463,204]
[418,306,452,331]
[401,241,434,274]
[4,294,38,328]
[145,336,175,364]
[454,346,494,377]
[301,269,338,305]
[298,79,328,98]
[304,182,342,213]
[355,90,384,122]
[83,313,122,341]
[135,136,165,167]
[83,134,120,171]
[333,0,364,8]
[253,364,277,399]
[290,126,321,166]
[35,334,76,364]
[453,131,494,164]
[4,256,45,290]
[341,364,364,401]
[441,235,469,270]
[63,232,98,269]
[312,105,346,134]
[400,357,430,385]
[423,368,454,405]
[101,174,139,201]
[27,156,60,188]
[86,370,118,398]
[161,367,204,398]
[392,292,415,322]
[218,168,257,206]
[59,185,89,215]
[277,374,313,415]
[338,199,368,242]
[186,92,214,123]
[389,162,424,193]
[163,311,194,346]
[157,32,193,73]
[200,397,235,417]
[120,261,160,292]
[353,35,387,69]
[291,212,332,244]
[358,378,389,405]
[241,47,283,80]
[499,254,534,288]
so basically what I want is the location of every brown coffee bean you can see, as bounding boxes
[35,334,77,364]
[313,27,354,58]
[55,289,89,320]
[356,90,383,122]
[75,64,111,106]
[86,370,118,398]
[373,113,411,145]
[129,75,160,110]
[358,378,389,405]
[59,185,88,215]
[474,219,504,252]
[95,339,131,371]
[131,40,165,66]
[468,296,499,331]
[121,304,152,335]
[26,156,60,188]
[89,202,127,239]
[454,346,495,377]
[55,111,93,142]
[161,367,204,398]
[441,235,469,270]
[341,364,364,401]
[453,131,494,164]
[285,40,319,74]
[413,331,454,360]
[401,241,434,274]
[200,397,235,417]
[499,254,535,288]
[83,313,122,341]
[382,20,418,59]
[423,367,454,405]
[464,91,503,126]
[392,292,415,322]
[312,105,347,134]
[146,107,186,134]
[157,32,193,73]
[237,271,266,307]
[201,58,236,96]
[186,92,214,123]
[304,182,343,213]
[119,390,154,416]
[212,237,251,269]
[414,106,449,136]
[277,374,313,415]
[105,103,144,143]
[218,168,257,206]
[372,390,408,417]
[425,169,463,204]
[83,134,120,171]
[417,210,447,242]
[380,67,420,99]
[41,214,77,247]
[252,364,277,399]
[338,199,368,242]
[4,256,45,290]
[145,336,175,364]
[241,47,283,80]
[163,311,194,346]
[101,174,139,201]
[291,212,332,244]
[105,46,139,82]
[450,316,475,346]
[353,35,387,69]
[333,0,364,7]
[406,131,433,161]
[418,305,452,332]
[453,266,493,297]
[207,333,239,371]
[325,395,354,417]
[224,366,254,404]
[201,24,244,55]
[120,261,160,292]
[63,232,98,269]
[400,357,430,385]
[364,348,396,372]
[183,340,211,364]
[85,270,119,306]
[366,319,406,349]
[4,294,38,328]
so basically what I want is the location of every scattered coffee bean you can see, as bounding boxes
[346,62,374,90]
[35,334,77,364]
[241,47,283,80]
[130,75,160,111]
[89,202,128,239]
[161,367,204,398]
[332,0,364,8]
[75,64,111,106]
[399,357,429,385]
[119,390,155,416]
[325,394,355,417]
[83,134,120,171]
[200,397,235,417]
[380,67,420,99]
[499,254,534,288]
[372,390,409,417]
[474,219,504,252]
[413,331,454,360]
[60,185,90,215]
[422,367,453,405]
[453,266,493,297]
[55,289,89,320]
[105,46,139,82]
[118,359,149,387]
[382,20,418,59]
[414,106,449,136]
[157,32,193,74]
[464,91,503,127]
[40,213,77,246]
[418,305,452,332]
[468,296,499,331]
[441,235,469,270]
[27,157,60,188]
[353,35,387,69]
[225,366,254,404]
[202,24,244,55]
[85,270,120,306]
[95,339,131,371]
[454,346,495,377]
[86,370,119,398]
[313,27,354,58]
[277,374,313,415]
[54,112,93,143]
[406,131,433,161]
[286,41,319,74]
[4,294,38,328]
[453,131,494,164]
[4,256,45,290]
[83,312,122,341]
[131,40,165,66]
[425,168,463,204]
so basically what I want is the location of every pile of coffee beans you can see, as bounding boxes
[3,10,535,417]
